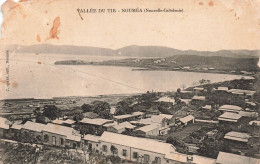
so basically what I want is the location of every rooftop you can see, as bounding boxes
[192,96,205,101]
[22,121,47,132]
[224,131,251,142]
[132,111,144,116]
[44,123,80,142]
[219,105,242,112]
[83,134,100,142]
[165,152,216,164]
[216,152,259,164]
[136,124,159,133]
[179,115,194,124]
[80,118,113,126]
[218,112,242,122]
[114,114,134,120]
[99,132,176,155]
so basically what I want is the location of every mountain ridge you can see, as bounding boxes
[7,44,259,58]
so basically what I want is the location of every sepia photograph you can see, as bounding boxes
[0,0,259,163]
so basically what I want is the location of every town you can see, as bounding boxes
[0,73,259,164]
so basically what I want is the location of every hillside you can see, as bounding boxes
[55,55,259,72]
[7,44,259,58]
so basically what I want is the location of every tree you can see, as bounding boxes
[42,105,61,120]
[73,112,84,122]
[81,104,93,113]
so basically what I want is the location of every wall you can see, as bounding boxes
[42,131,67,147]
[99,141,166,164]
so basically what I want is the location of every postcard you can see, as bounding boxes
[0,0,259,163]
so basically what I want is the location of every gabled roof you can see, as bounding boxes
[217,152,259,164]
[99,132,176,155]
[132,112,144,116]
[224,131,251,142]
[11,124,23,130]
[114,114,134,120]
[179,115,194,124]
[63,119,75,124]
[218,112,242,122]
[43,123,80,142]
[22,121,47,132]
[80,118,113,126]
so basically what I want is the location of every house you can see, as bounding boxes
[218,112,242,125]
[179,115,195,126]
[191,96,205,105]
[228,89,256,99]
[224,131,251,143]
[80,118,114,135]
[99,131,176,164]
[82,134,100,152]
[202,105,212,110]
[0,117,10,138]
[218,105,242,113]
[216,152,259,164]
[106,121,136,134]
[249,120,260,126]
[156,96,175,105]
[193,87,204,95]
[114,112,145,123]
[215,87,229,94]
[134,124,160,136]
[42,123,81,149]
[114,114,136,123]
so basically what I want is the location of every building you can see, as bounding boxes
[191,96,205,105]
[113,112,145,123]
[179,115,195,126]
[228,89,256,99]
[224,131,251,143]
[21,121,47,141]
[249,120,260,126]
[80,118,114,135]
[218,112,242,125]
[82,134,100,152]
[193,87,205,95]
[106,121,136,134]
[216,152,259,164]
[134,124,160,136]
[202,105,212,110]
[215,87,229,94]
[99,131,176,164]
[42,123,81,149]
[156,96,175,105]
[218,105,242,113]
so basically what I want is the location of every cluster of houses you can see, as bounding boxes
[1,114,258,164]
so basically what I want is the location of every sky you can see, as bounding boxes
[0,0,260,51]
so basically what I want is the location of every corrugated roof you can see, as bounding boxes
[217,152,259,164]
[99,132,176,155]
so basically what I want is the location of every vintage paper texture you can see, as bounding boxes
[0,0,260,163]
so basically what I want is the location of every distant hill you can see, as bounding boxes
[7,44,259,58]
